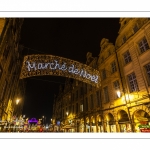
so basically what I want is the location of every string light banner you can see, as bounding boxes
[20,55,101,88]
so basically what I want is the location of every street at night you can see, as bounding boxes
[1,18,150,133]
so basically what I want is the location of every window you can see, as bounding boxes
[138,37,149,53]
[80,104,83,112]
[123,50,132,64]
[90,95,94,109]
[128,72,139,92]
[133,24,138,33]
[144,63,150,85]
[96,91,100,106]
[101,69,106,80]
[123,35,127,43]
[113,80,120,98]
[111,61,117,73]
[103,86,109,103]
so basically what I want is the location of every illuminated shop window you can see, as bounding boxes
[138,37,149,53]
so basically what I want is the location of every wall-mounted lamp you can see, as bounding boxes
[116,90,121,98]
[16,99,20,105]
[66,112,68,116]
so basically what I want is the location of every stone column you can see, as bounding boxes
[116,121,120,132]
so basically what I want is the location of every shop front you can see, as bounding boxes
[86,123,90,132]
[97,122,104,132]
[105,113,116,133]
[79,119,84,132]
[133,110,150,132]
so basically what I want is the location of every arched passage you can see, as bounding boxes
[117,110,131,132]
[97,115,103,132]
[91,116,96,132]
[104,113,116,132]
[133,110,150,132]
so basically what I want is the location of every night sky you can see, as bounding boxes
[20,18,120,123]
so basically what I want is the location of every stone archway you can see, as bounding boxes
[104,113,116,132]
[133,109,150,132]
[20,54,100,88]
[117,110,131,132]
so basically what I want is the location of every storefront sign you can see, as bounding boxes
[138,121,150,132]
[20,55,101,87]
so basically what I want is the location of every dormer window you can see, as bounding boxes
[123,35,127,43]
[133,24,138,33]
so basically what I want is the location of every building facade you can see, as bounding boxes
[0,18,25,122]
[52,18,150,133]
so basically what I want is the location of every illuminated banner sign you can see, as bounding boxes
[20,55,101,88]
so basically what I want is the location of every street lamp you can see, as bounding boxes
[116,90,121,98]
[116,90,133,132]
[66,112,68,116]
[16,99,20,105]
[14,99,20,118]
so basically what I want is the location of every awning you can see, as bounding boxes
[137,117,148,122]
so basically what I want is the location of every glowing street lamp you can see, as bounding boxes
[16,99,20,105]
[116,90,121,98]
[66,112,68,116]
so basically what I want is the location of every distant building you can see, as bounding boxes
[53,18,150,133]
[0,18,25,121]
